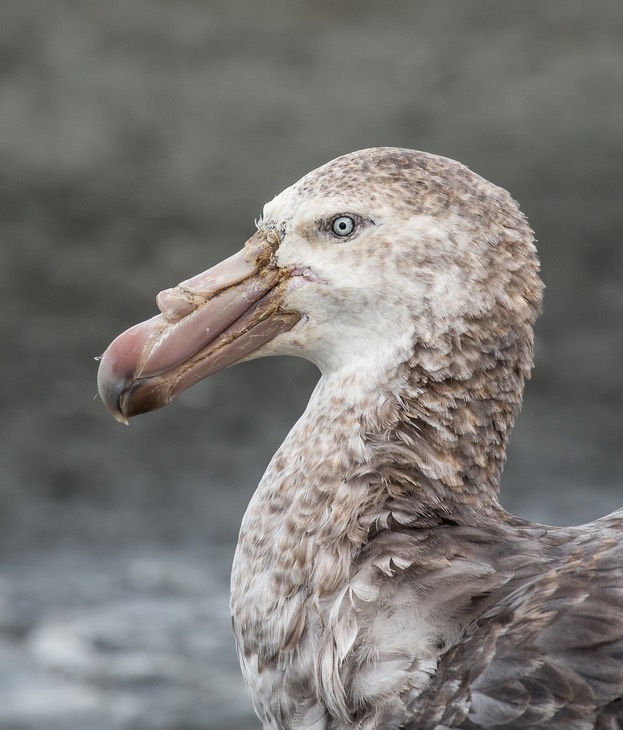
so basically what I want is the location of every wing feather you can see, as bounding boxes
[409,533,623,729]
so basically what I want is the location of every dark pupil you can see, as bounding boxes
[338,221,348,230]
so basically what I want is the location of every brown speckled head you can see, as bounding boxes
[258,147,542,378]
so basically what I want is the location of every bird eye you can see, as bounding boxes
[331,215,355,237]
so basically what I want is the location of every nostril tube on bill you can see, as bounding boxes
[156,286,197,323]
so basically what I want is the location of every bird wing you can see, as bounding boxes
[410,528,623,729]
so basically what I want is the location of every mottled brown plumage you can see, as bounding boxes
[98,148,623,729]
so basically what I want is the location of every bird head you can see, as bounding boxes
[97,148,542,423]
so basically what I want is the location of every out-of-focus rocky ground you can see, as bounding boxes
[1,2,622,728]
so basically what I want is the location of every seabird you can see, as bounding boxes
[97,148,623,729]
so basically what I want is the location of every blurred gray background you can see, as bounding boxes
[1,1,622,728]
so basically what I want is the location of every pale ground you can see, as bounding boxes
[1,2,623,728]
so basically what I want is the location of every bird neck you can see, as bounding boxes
[304,321,531,531]
[360,366,513,529]
[235,319,533,599]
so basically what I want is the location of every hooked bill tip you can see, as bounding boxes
[96,346,134,425]
[113,410,130,426]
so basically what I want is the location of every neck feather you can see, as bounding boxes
[236,312,533,580]
[361,328,530,529]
